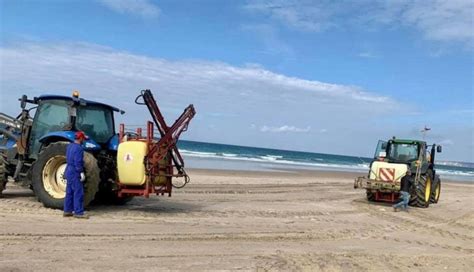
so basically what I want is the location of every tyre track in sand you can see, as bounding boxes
[352,199,474,243]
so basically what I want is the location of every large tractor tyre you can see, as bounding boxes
[430,176,441,204]
[31,142,100,209]
[0,156,8,195]
[366,190,375,202]
[409,174,432,208]
[95,167,134,205]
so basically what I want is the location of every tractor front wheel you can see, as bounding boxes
[366,190,375,202]
[31,142,100,209]
[409,174,432,208]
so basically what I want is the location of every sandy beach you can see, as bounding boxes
[0,168,472,271]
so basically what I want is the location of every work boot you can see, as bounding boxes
[393,207,399,212]
[63,212,73,217]
[74,214,89,219]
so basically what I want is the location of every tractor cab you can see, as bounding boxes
[373,138,441,173]
[24,92,122,159]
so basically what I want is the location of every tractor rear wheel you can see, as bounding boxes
[31,142,100,209]
[0,156,8,195]
[95,166,134,205]
[366,190,375,201]
[409,174,432,208]
[430,176,441,204]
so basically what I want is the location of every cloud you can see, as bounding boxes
[369,0,473,47]
[244,0,336,32]
[241,24,294,56]
[260,125,311,133]
[438,139,454,146]
[244,0,474,47]
[0,42,395,107]
[0,41,402,155]
[357,52,378,59]
[98,0,160,19]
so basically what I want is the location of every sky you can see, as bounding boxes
[0,0,473,162]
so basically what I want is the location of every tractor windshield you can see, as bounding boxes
[387,143,419,162]
[29,100,70,157]
[76,105,114,143]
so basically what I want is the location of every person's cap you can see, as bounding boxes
[75,131,89,140]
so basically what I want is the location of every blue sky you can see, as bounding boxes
[0,0,473,161]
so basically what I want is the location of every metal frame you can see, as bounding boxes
[375,191,399,202]
[117,90,195,198]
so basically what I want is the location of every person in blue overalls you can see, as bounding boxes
[393,170,414,212]
[63,131,89,219]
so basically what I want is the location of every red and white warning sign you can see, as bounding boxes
[378,168,395,182]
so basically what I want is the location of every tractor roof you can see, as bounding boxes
[390,139,426,145]
[37,95,120,112]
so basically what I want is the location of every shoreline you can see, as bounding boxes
[186,166,474,184]
[183,155,474,183]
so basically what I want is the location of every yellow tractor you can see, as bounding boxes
[354,138,442,208]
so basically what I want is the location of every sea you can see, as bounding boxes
[177,140,474,182]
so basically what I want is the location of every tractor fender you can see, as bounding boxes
[39,131,101,151]
[107,134,119,151]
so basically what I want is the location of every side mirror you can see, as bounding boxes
[20,95,27,109]
[437,145,442,153]
[381,143,387,150]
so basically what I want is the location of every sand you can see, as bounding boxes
[0,168,473,271]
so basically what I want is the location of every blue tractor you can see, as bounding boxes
[0,91,128,208]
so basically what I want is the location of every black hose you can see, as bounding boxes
[172,169,190,189]
[0,128,18,141]
[134,94,145,105]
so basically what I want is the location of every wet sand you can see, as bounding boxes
[0,168,472,271]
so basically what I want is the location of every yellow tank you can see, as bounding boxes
[117,141,148,186]
[370,161,408,182]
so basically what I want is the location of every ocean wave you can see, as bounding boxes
[179,148,474,178]
[260,155,283,161]
[436,169,474,178]
[180,149,369,171]
[180,150,218,158]
[437,161,474,168]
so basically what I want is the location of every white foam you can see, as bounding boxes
[179,149,473,178]
[180,149,368,171]
[260,155,283,161]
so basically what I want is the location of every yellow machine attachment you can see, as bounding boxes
[117,141,148,186]
[117,140,171,187]
[370,161,408,182]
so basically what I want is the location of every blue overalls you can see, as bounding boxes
[64,142,85,215]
